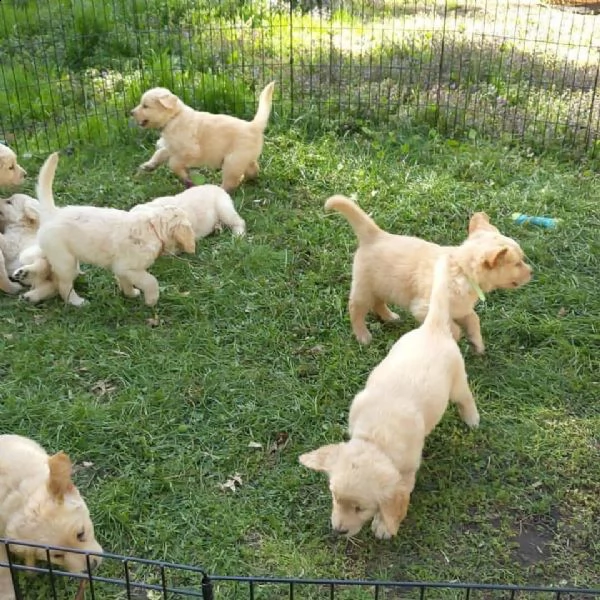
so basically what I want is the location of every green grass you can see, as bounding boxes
[1,124,599,598]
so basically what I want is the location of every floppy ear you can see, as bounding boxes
[299,444,341,474]
[24,202,40,226]
[158,92,179,110]
[378,486,410,537]
[483,246,508,269]
[47,451,75,501]
[174,222,196,254]
[468,212,499,235]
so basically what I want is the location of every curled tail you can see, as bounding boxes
[36,151,60,221]
[423,255,452,335]
[252,81,275,131]
[324,195,381,244]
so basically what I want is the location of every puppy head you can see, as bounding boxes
[0,193,40,229]
[131,87,181,129]
[465,213,532,291]
[149,205,196,255]
[0,145,27,187]
[299,440,406,538]
[7,452,103,573]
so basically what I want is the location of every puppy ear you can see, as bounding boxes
[483,246,508,269]
[24,203,40,226]
[468,212,499,234]
[174,223,196,254]
[299,444,341,473]
[378,486,410,537]
[158,92,178,110]
[47,451,75,500]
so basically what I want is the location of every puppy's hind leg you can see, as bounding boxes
[349,286,374,344]
[0,254,22,294]
[114,274,141,299]
[45,250,85,306]
[221,154,246,192]
[217,195,246,236]
[115,268,159,306]
[373,299,400,323]
[22,279,59,304]
[450,366,480,428]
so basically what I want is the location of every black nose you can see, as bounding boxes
[332,527,349,536]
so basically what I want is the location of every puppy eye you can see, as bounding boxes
[77,529,86,541]
[6,199,11,205]
[354,506,364,514]
[142,103,148,109]
[8,165,14,170]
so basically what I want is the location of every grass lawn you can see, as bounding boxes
[1,123,599,598]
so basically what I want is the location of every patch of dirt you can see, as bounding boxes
[510,510,560,565]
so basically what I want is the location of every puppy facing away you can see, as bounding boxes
[0,194,40,295]
[131,81,275,191]
[32,152,196,307]
[0,434,102,600]
[326,195,532,353]
[130,184,245,241]
[0,145,26,188]
[299,256,480,540]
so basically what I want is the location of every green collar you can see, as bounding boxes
[467,277,486,303]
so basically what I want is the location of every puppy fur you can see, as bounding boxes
[0,434,102,600]
[131,81,275,191]
[0,145,26,188]
[130,184,245,241]
[34,152,196,307]
[0,194,40,295]
[325,195,532,353]
[299,256,480,539]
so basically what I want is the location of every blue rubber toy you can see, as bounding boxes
[512,213,559,229]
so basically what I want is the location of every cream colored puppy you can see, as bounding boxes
[326,195,532,353]
[0,434,103,600]
[300,256,480,540]
[0,194,39,295]
[131,81,275,191]
[0,145,26,187]
[131,184,245,241]
[34,152,196,307]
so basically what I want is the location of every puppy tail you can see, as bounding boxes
[251,81,275,131]
[324,195,381,244]
[423,255,452,335]
[36,151,60,220]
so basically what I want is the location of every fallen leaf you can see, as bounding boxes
[269,432,290,454]
[248,441,263,449]
[218,473,243,493]
[557,307,567,318]
[82,461,94,468]
[91,380,116,397]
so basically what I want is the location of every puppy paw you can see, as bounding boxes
[68,294,87,307]
[371,514,393,540]
[461,408,480,429]
[10,266,30,285]
[21,290,41,304]
[138,161,157,173]
[471,339,485,355]
[2,280,23,295]
[355,331,373,345]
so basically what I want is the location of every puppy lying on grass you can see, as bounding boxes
[300,256,480,540]
[326,195,532,353]
[0,434,102,600]
[26,151,196,307]
[131,81,275,191]
[0,145,26,188]
[0,194,40,295]
[131,184,245,242]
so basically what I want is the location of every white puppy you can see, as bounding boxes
[34,152,196,307]
[0,434,103,600]
[299,256,480,539]
[0,145,26,188]
[0,194,39,295]
[131,184,245,241]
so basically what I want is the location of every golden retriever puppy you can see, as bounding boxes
[131,81,275,191]
[0,434,103,600]
[0,194,40,295]
[34,152,196,307]
[130,184,245,241]
[299,256,480,539]
[326,195,532,353]
[0,145,26,188]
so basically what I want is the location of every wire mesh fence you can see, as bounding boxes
[3,539,600,600]
[1,0,600,155]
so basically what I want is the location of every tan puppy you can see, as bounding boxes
[326,195,532,353]
[131,81,275,191]
[0,145,26,188]
[130,184,245,241]
[34,152,196,307]
[0,194,40,295]
[299,256,480,539]
[0,434,102,600]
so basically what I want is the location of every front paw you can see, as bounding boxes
[10,266,30,285]
[371,513,394,540]
[138,161,157,173]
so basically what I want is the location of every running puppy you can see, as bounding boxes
[0,434,103,600]
[299,256,480,539]
[0,144,26,187]
[326,195,532,352]
[132,81,275,191]
[130,184,245,241]
[34,152,195,307]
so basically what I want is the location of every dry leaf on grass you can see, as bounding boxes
[146,316,162,327]
[248,441,263,449]
[269,432,290,454]
[218,473,243,492]
[91,380,116,397]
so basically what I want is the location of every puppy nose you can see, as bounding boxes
[332,527,349,536]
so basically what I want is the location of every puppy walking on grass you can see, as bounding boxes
[132,81,276,191]
[300,255,480,540]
